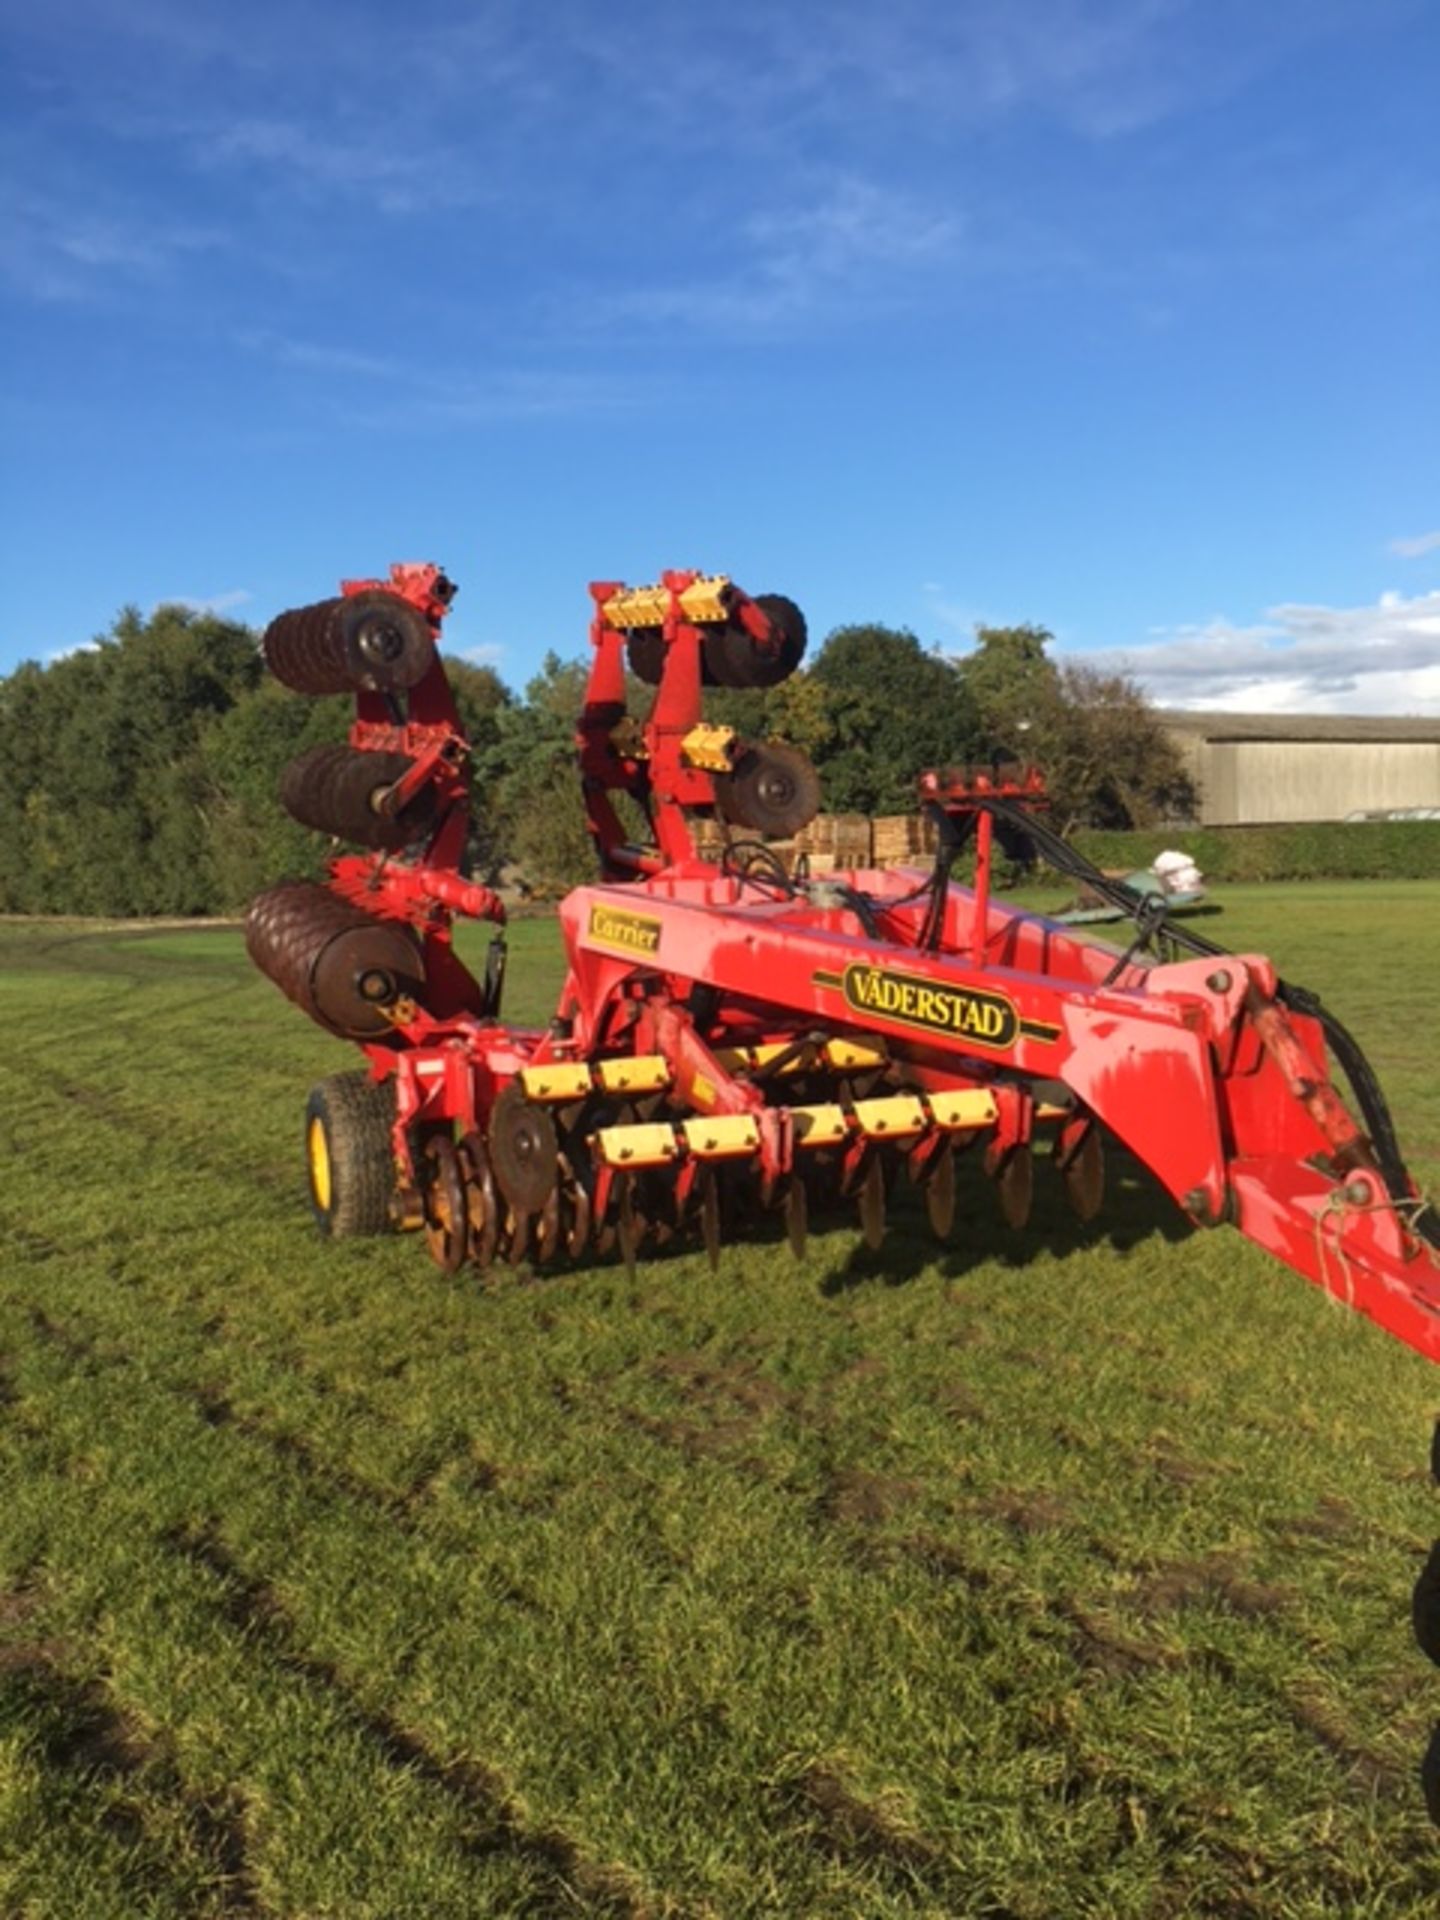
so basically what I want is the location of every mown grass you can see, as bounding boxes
[1,884,1438,1918]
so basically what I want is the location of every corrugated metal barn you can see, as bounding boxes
[1160,712,1440,826]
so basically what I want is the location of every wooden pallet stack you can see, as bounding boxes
[695,812,945,872]
[871,814,938,867]
[793,813,872,872]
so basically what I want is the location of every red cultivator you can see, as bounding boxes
[246,561,1440,1812]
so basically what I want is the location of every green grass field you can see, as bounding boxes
[2,885,1439,1918]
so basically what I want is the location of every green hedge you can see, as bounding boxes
[1068,820,1440,883]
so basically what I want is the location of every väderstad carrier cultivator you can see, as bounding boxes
[246,561,1440,1815]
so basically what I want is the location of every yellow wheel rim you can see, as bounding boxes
[307,1115,333,1213]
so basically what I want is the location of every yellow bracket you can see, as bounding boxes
[679,1115,762,1159]
[519,1062,594,1104]
[680,723,738,773]
[928,1088,999,1131]
[792,1104,848,1147]
[601,574,735,630]
[594,1055,672,1096]
[853,1094,929,1140]
[594,1123,681,1168]
[520,1056,674,1102]
[823,1038,888,1072]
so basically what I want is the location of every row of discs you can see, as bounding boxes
[624,593,808,690]
[414,1080,1107,1278]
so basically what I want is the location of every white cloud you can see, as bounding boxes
[202,117,486,214]
[921,582,982,638]
[158,589,254,616]
[1079,588,1440,715]
[0,187,226,301]
[591,174,959,334]
[457,643,504,667]
[1389,529,1440,560]
[237,329,663,424]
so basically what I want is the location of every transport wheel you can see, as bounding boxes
[715,742,820,838]
[304,1073,394,1237]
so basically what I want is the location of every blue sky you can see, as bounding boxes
[2,0,1438,711]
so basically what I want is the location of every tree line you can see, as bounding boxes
[0,603,1190,914]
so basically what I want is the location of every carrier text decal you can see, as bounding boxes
[586,904,662,959]
[831,963,1023,1049]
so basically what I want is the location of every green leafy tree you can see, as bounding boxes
[806,624,981,813]
[480,654,596,895]
[0,604,262,914]
[958,623,1191,831]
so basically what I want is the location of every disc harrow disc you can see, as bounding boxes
[714,741,820,839]
[246,881,427,1038]
[993,1143,1034,1231]
[617,1174,640,1280]
[489,1083,559,1215]
[422,1134,468,1274]
[533,1186,562,1266]
[1058,1124,1105,1223]
[702,594,808,690]
[280,744,436,852]
[457,1133,499,1272]
[504,1208,532,1267]
[557,1153,591,1260]
[1415,1541,1440,1668]
[624,592,805,691]
[924,1140,956,1242]
[262,591,436,696]
[858,1155,887,1250]
[785,1177,809,1262]
[698,1167,722,1273]
[1424,1724,1440,1826]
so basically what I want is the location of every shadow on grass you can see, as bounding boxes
[817,1148,1192,1298]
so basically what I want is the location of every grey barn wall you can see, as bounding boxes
[1161,715,1440,825]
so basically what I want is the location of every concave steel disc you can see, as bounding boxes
[457,1133,499,1272]
[422,1134,468,1274]
[858,1156,886,1250]
[994,1143,1033,1231]
[924,1140,956,1242]
[1060,1125,1104,1223]
[785,1177,808,1262]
